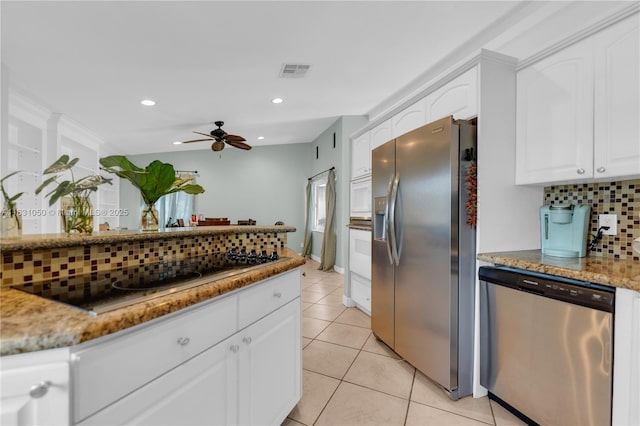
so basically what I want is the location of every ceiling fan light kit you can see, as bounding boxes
[178,121,251,152]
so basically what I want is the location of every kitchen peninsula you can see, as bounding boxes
[0,225,305,425]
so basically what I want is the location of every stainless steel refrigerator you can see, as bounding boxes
[371,115,476,400]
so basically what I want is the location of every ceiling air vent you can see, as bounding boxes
[279,63,311,78]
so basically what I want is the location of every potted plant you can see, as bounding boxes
[99,155,205,231]
[1,171,24,238]
[36,155,112,234]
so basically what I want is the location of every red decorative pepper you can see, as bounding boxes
[465,162,477,228]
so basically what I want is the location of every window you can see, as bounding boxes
[312,180,326,232]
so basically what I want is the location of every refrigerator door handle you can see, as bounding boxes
[389,171,400,266]
[384,175,394,264]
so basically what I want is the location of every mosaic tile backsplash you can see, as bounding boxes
[544,179,639,260]
[1,232,288,295]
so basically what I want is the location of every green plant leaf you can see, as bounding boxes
[99,155,205,206]
[99,155,145,173]
[43,155,79,174]
[167,183,205,195]
[35,176,58,195]
[8,192,24,202]
[47,180,73,206]
[74,175,113,191]
[0,171,21,183]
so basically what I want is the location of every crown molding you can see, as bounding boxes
[518,3,639,70]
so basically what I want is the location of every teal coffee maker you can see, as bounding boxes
[540,204,591,258]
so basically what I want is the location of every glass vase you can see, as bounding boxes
[141,204,159,231]
[61,196,94,234]
[1,208,22,238]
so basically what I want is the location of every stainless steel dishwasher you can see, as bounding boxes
[479,266,614,426]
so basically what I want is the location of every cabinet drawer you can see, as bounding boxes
[238,269,301,329]
[72,294,238,422]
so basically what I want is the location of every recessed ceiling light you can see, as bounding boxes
[141,99,156,106]
[173,141,182,145]
[257,136,265,140]
[271,98,284,104]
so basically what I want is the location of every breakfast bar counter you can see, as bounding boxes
[0,226,304,356]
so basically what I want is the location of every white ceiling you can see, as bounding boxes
[1,1,632,155]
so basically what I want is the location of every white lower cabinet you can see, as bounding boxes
[349,229,371,280]
[70,269,301,426]
[0,349,70,426]
[349,228,372,315]
[613,287,640,426]
[79,334,238,426]
[350,273,371,315]
[239,299,301,426]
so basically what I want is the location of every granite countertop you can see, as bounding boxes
[0,249,305,356]
[0,225,296,251]
[478,249,640,292]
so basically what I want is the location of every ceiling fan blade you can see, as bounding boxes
[181,138,212,144]
[193,131,212,137]
[225,134,246,142]
[226,140,252,150]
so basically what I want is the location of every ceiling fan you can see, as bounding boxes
[180,121,251,151]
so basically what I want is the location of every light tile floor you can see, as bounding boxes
[284,259,527,426]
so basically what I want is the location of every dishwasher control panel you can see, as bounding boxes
[479,266,614,312]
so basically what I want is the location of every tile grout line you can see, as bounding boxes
[297,264,515,426]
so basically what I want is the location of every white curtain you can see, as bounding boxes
[158,172,196,227]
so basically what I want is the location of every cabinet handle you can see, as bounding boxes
[177,337,190,346]
[596,167,606,173]
[243,336,252,345]
[576,168,586,175]
[273,291,282,298]
[29,381,52,399]
[230,344,240,353]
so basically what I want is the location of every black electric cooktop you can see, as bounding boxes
[12,255,288,316]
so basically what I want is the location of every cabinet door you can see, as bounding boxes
[370,120,392,150]
[516,39,594,185]
[238,299,301,426]
[391,97,427,138]
[0,362,69,426]
[350,273,371,315]
[79,335,239,426]
[426,67,478,122]
[351,133,371,179]
[349,228,371,279]
[593,15,640,179]
[612,288,640,426]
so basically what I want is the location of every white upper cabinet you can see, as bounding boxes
[351,132,371,179]
[370,119,392,151]
[516,15,639,185]
[593,15,640,179]
[516,38,594,185]
[391,97,427,138]
[426,67,478,122]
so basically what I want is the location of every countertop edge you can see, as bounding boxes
[0,225,297,251]
[478,250,640,292]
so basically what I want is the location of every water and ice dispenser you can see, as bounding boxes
[374,197,387,241]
